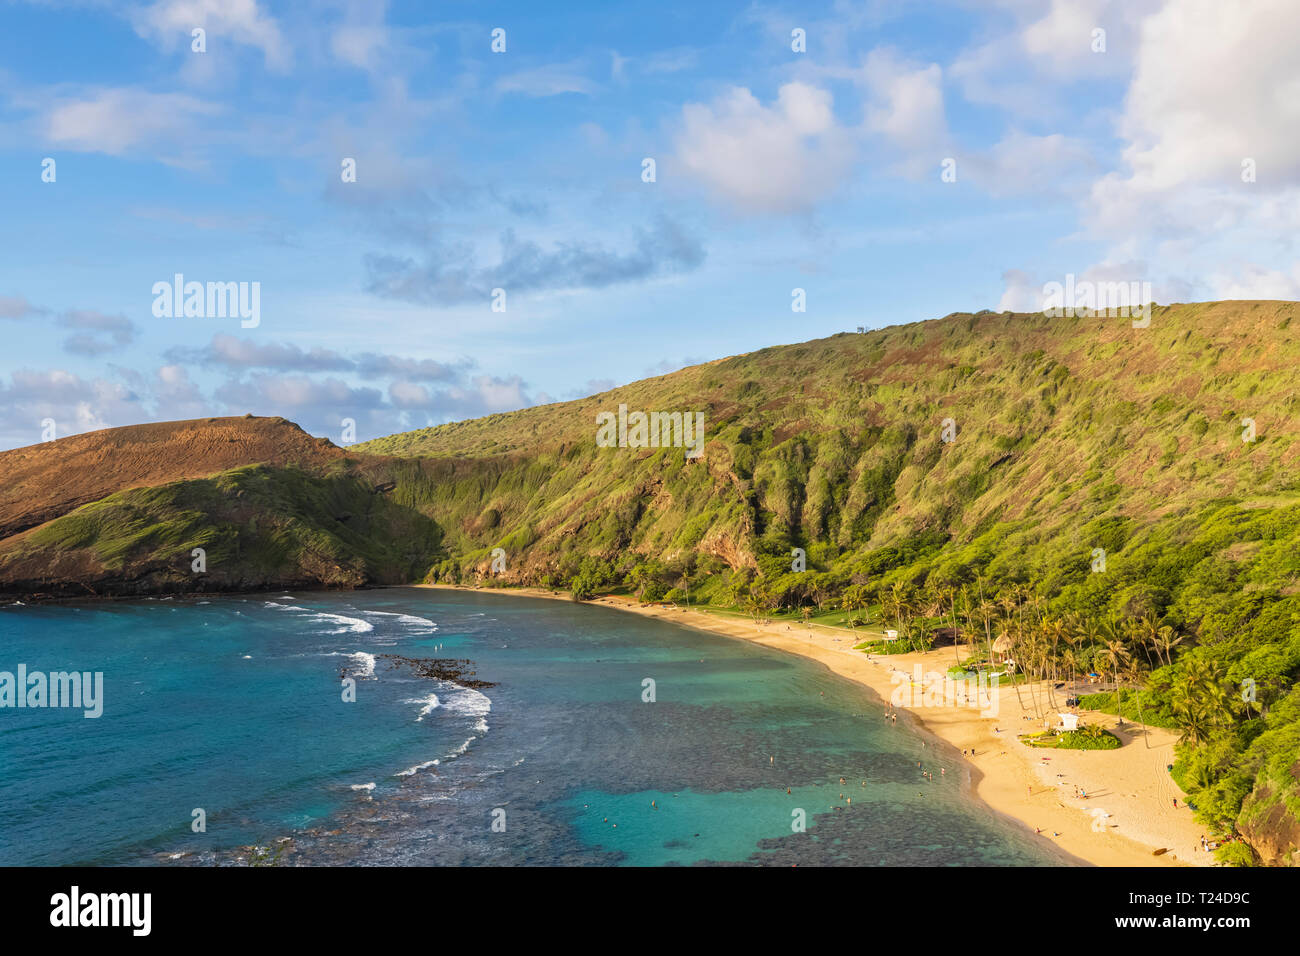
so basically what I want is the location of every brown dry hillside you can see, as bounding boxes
[0,415,344,539]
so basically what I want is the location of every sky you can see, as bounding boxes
[1,0,1297,450]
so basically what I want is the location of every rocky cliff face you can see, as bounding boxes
[1238,771,1300,866]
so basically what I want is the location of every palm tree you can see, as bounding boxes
[1099,637,1131,719]
[890,582,915,646]
[1076,722,1108,743]
[1170,686,1211,745]
[959,585,977,665]
[1043,616,1070,683]
[976,584,997,671]
[1155,625,1184,667]
[944,587,961,666]
[1072,614,1104,680]
[1131,614,1163,669]
[1060,647,1080,689]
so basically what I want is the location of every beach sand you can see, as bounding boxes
[418,584,1210,867]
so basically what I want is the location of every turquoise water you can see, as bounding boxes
[0,589,1071,866]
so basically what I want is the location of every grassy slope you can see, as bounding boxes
[351,302,1300,863]
[2,301,1298,861]
[0,414,344,538]
[355,302,1300,581]
[0,463,441,597]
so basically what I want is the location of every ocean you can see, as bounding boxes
[0,588,1071,866]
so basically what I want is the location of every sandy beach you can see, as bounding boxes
[419,584,1211,867]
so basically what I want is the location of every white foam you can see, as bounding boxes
[326,651,376,677]
[350,782,376,791]
[312,612,374,634]
[442,686,491,718]
[404,693,440,721]
[442,685,491,734]
[363,610,438,632]
[394,759,440,777]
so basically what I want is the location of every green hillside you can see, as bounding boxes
[3,300,1299,863]
[352,301,1300,865]
[0,463,440,597]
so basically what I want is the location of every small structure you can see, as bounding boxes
[1058,712,1080,732]
[992,633,1014,662]
[883,629,899,642]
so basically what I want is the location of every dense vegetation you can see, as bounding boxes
[4,301,1298,864]
[353,301,1300,865]
[0,464,440,595]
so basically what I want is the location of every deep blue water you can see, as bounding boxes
[0,589,1073,866]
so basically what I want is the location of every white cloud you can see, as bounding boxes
[995,269,1042,312]
[967,130,1096,196]
[1076,0,1300,300]
[131,0,291,71]
[58,309,138,356]
[0,369,142,447]
[859,49,948,157]
[44,88,221,158]
[0,295,44,320]
[673,82,854,214]
[331,25,388,70]
[1204,263,1300,301]
[1109,0,1300,197]
[495,64,596,98]
[951,0,1156,117]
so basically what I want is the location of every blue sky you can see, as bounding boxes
[1,0,1296,449]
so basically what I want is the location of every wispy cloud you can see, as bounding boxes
[166,334,469,382]
[364,216,705,305]
[494,62,596,97]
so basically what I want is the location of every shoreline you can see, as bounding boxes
[418,583,1210,868]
